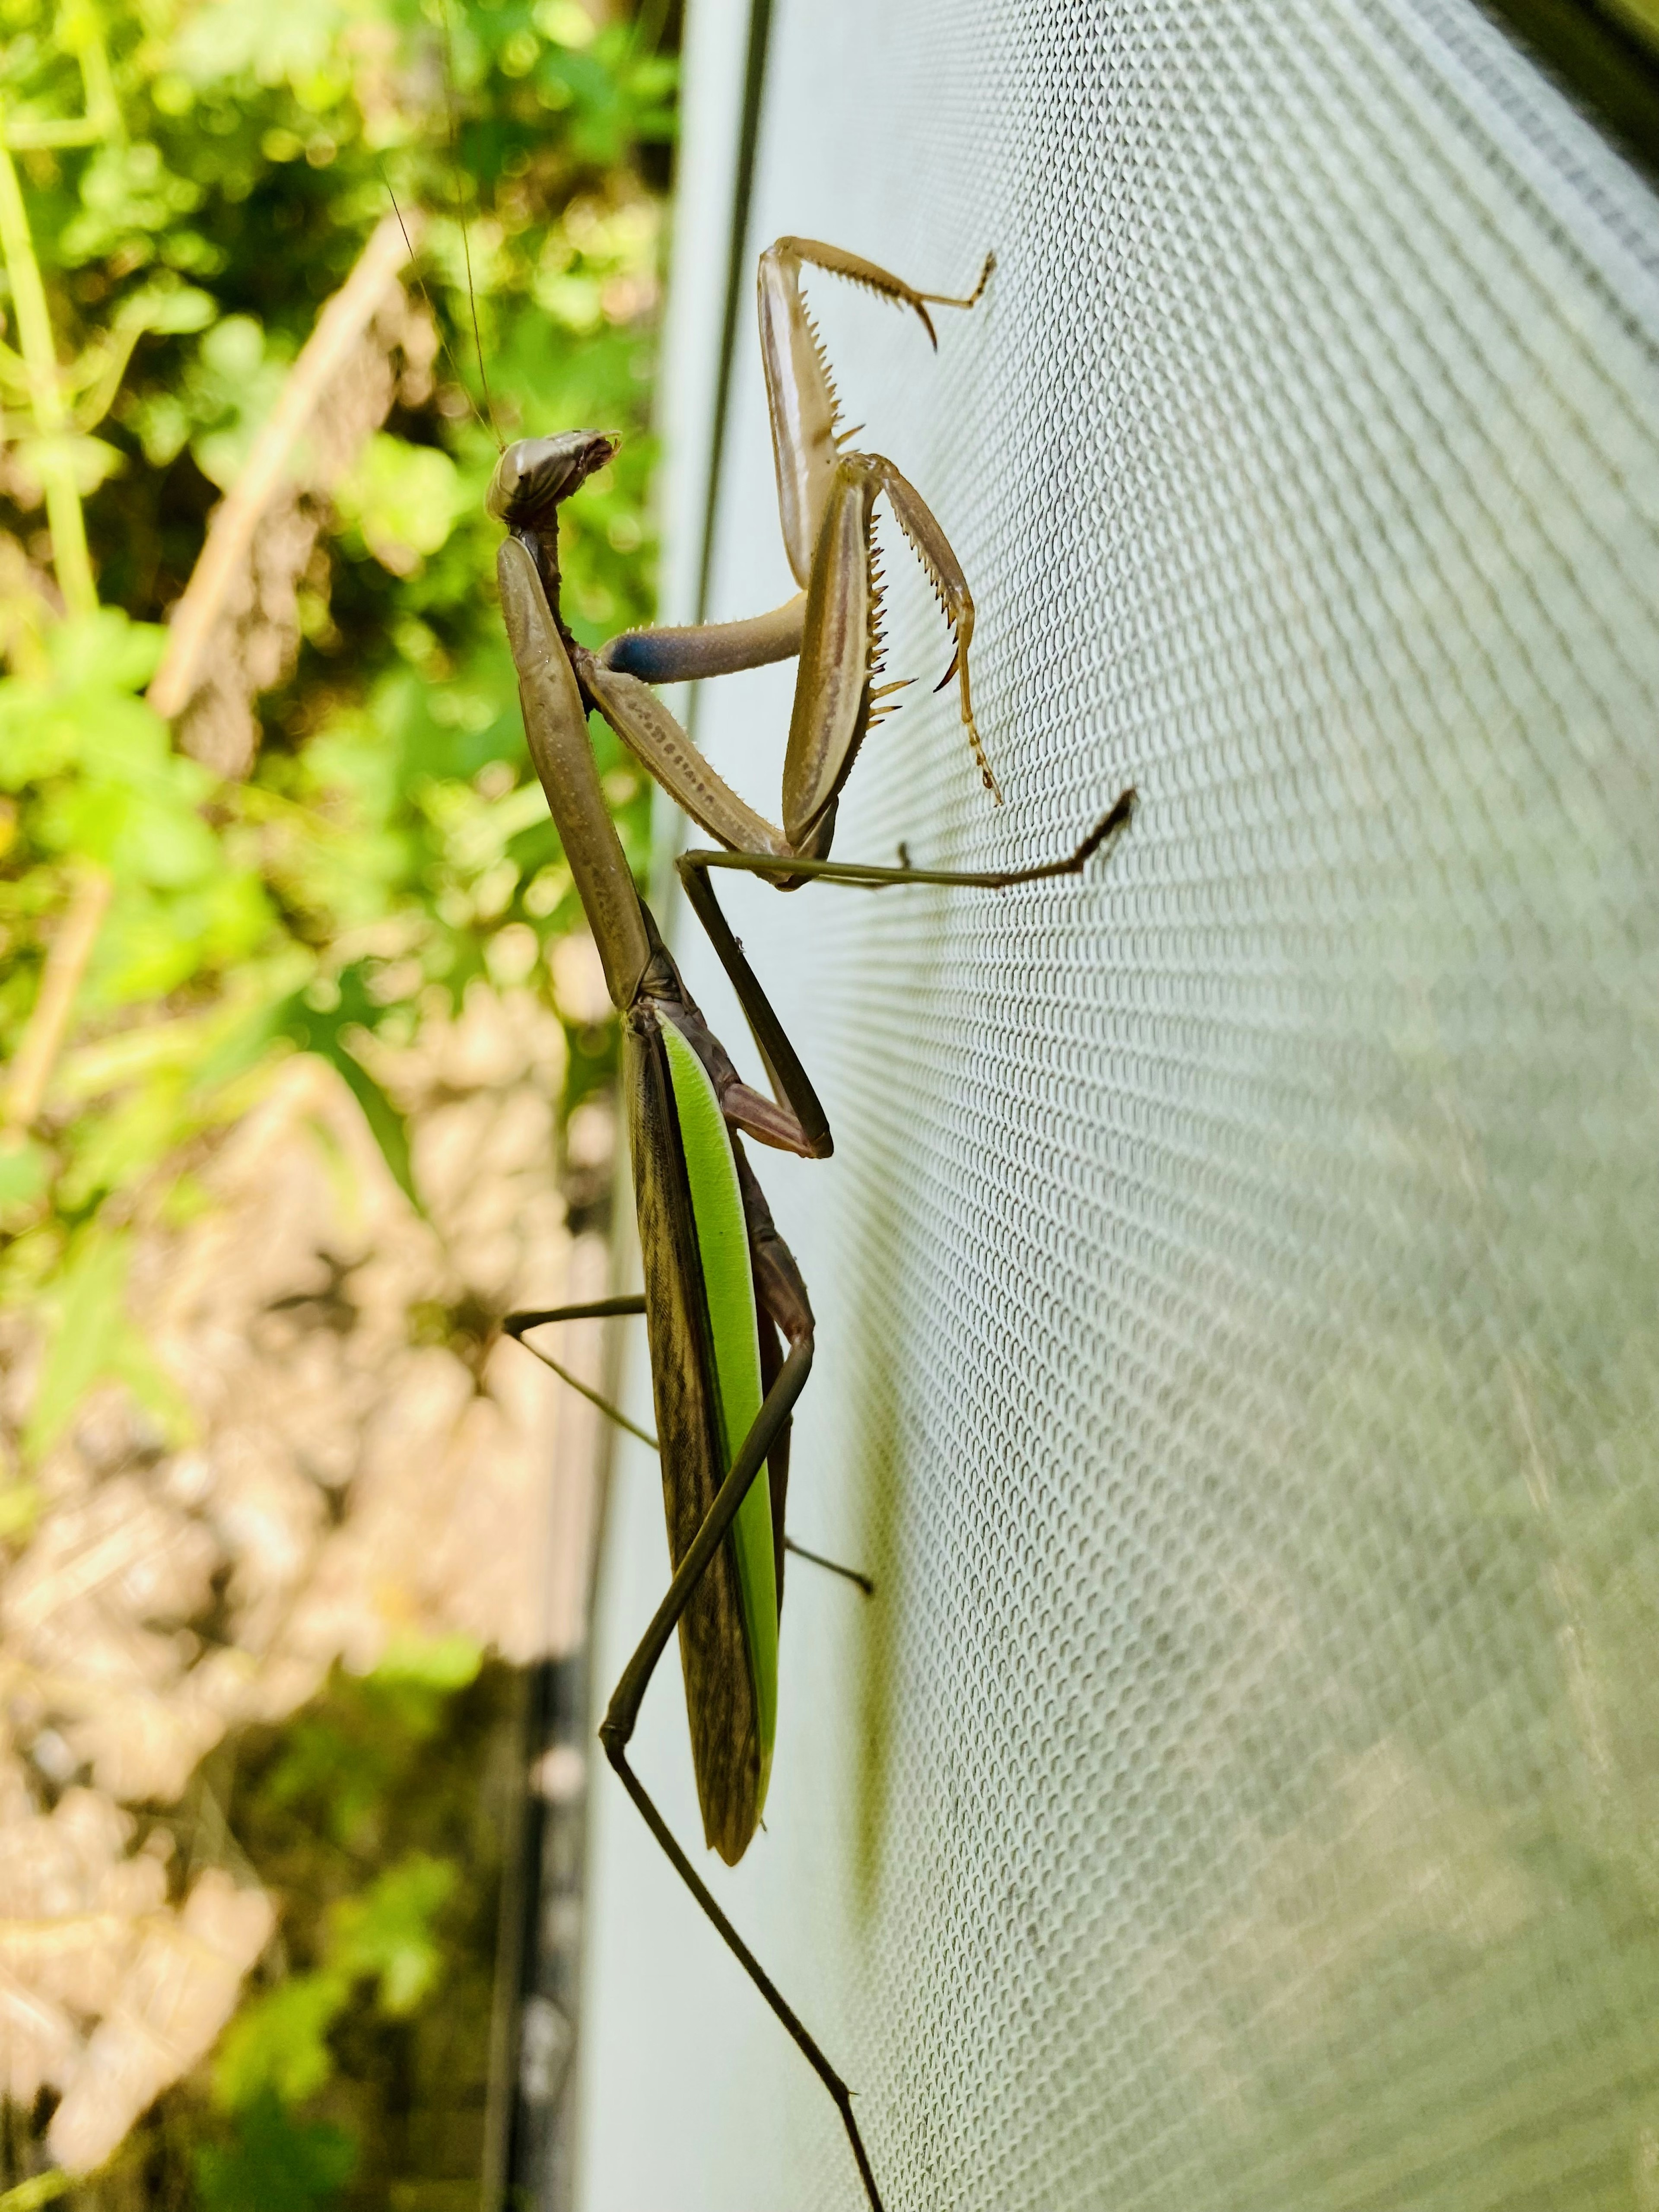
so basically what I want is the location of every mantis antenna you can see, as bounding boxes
[377,2,504,454]
[378,164,502,454]
[439,1,501,450]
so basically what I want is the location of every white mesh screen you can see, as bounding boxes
[576,1,1659,2206]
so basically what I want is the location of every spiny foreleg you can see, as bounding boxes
[780,449,999,857]
[759,236,994,588]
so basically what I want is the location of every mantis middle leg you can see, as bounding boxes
[662,791,1137,1161]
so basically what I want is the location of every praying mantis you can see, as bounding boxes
[494,236,1136,2209]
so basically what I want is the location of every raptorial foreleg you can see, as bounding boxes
[581,448,996,879]
[598,593,806,685]
[758,236,994,585]
[779,449,998,849]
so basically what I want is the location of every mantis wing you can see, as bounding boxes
[628,1006,779,1862]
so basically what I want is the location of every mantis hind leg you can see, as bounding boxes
[596,1335,889,2212]
[504,1294,655,1447]
[784,1534,875,1597]
[512,1285,871,1608]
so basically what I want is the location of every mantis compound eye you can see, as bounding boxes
[486,430,620,525]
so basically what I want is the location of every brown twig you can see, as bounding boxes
[147,210,423,724]
[3,864,113,1128]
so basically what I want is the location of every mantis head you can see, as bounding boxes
[486,431,619,529]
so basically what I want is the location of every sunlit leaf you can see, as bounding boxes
[125,279,217,336]
[0,1480,41,1543]
[278,980,420,1205]
[373,1632,483,1690]
[168,0,355,90]
[334,435,469,575]
[49,609,168,695]
[87,872,273,1007]
[41,779,219,885]
[9,432,126,499]
[0,1135,48,1209]
[22,1227,189,1461]
[333,1854,458,2016]
[212,1982,350,2113]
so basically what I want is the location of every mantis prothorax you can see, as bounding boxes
[491,237,1135,2210]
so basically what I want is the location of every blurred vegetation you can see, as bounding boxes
[0,0,676,2199]
[6,1644,524,2210]
[0,0,672,1461]
[160,1644,517,2212]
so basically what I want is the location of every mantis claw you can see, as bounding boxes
[916,247,996,313]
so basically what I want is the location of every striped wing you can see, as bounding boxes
[626,1006,778,1862]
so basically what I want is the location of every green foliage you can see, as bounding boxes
[172,1656,524,2210]
[22,1222,189,1459]
[0,0,670,1457]
[0,0,672,2197]
[194,2096,356,2212]
[260,1640,484,1850]
[213,1853,458,2109]
[213,1980,351,2116]
[0,2174,72,2211]
[373,1629,485,1688]
[0,612,273,1024]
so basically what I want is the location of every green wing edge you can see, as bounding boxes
[658,1019,779,1808]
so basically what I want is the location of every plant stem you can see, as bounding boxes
[3,864,113,1128]
[0,143,98,619]
[0,2170,71,2210]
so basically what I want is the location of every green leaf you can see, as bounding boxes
[10,432,126,499]
[41,779,219,886]
[195,2092,356,2212]
[124,279,216,336]
[124,388,192,468]
[0,2171,73,2211]
[333,1855,457,2016]
[84,873,273,1011]
[61,140,203,264]
[0,616,171,792]
[212,1976,349,2113]
[0,1135,48,1210]
[334,435,468,574]
[56,1079,186,1211]
[168,0,353,91]
[186,317,290,491]
[0,699,82,786]
[53,953,311,1102]
[0,1483,41,1544]
[277,982,419,1208]
[47,607,167,695]
[372,1632,483,1691]
[534,0,597,44]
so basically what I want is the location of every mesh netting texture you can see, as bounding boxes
[576,1,1659,2207]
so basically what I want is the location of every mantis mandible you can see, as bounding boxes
[493,237,1135,2209]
